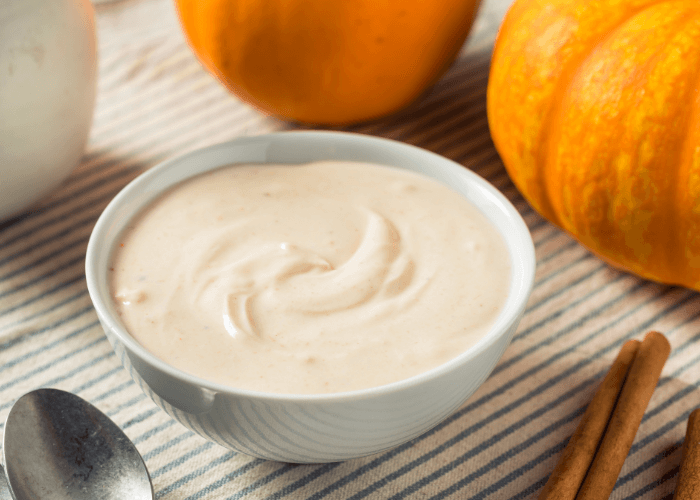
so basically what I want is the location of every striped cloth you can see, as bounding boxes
[2,0,699,498]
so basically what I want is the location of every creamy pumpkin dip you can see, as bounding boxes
[110,161,510,394]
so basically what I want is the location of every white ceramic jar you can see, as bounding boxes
[0,0,97,220]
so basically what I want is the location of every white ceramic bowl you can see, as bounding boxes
[85,131,535,463]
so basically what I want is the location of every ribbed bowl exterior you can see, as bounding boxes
[101,316,519,463]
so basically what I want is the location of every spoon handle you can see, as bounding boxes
[0,465,13,500]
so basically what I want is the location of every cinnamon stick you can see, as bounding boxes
[673,409,700,500]
[576,330,671,500]
[538,339,640,500]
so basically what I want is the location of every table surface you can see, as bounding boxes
[2,0,699,498]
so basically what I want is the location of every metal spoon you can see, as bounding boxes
[1,388,153,500]
[0,466,10,500]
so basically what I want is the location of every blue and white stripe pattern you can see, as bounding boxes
[1,0,698,497]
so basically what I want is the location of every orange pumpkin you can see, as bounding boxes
[487,0,700,289]
[174,0,482,125]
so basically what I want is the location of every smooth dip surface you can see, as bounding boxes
[110,161,511,394]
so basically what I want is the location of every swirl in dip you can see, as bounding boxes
[110,161,510,394]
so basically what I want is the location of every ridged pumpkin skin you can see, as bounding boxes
[487,0,700,289]
[175,0,482,125]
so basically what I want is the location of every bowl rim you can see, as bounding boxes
[85,130,535,403]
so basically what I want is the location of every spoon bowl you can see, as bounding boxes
[2,388,153,500]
